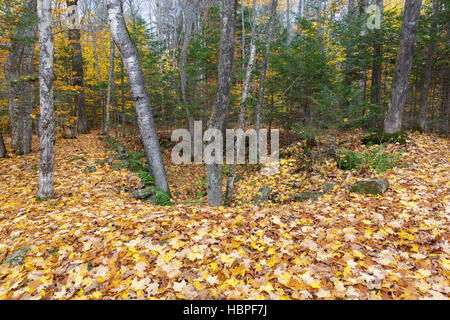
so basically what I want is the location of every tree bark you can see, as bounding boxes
[5,0,37,155]
[255,0,278,151]
[67,0,89,134]
[225,0,257,206]
[371,0,383,106]
[0,130,7,158]
[92,34,103,130]
[384,0,422,134]
[206,0,238,207]
[417,0,439,131]
[104,38,115,135]
[107,0,170,194]
[37,0,55,199]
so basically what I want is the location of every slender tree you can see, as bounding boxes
[206,0,238,207]
[37,0,55,199]
[417,0,439,131]
[0,130,7,158]
[371,0,383,106]
[67,0,89,134]
[5,0,37,155]
[225,0,257,206]
[104,38,115,135]
[384,0,422,134]
[107,0,170,193]
[255,0,278,151]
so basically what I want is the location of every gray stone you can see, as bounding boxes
[115,153,129,160]
[130,187,156,200]
[86,166,97,173]
[295,192,324,202]
[2,247,30,266]
[254,186,272,206]
[323,182,338,193]
[350,179,389,195]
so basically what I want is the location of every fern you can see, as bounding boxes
[155,188,173,206]
[137,171,155,186]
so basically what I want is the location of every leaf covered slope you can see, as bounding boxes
[0,133,449,300]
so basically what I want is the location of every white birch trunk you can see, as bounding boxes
[37,0,55,199]
[107,0,170,193]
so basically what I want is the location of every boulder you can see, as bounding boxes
[323,182,338,193]
[2,247,30,266]
[130,187,156,200]
[86,166,97,173]
[350,179,389,195]
[115,153,129,160]
[295,192,324,202]
[254,186,272,206]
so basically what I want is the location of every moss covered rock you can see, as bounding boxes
[350,179,389,195]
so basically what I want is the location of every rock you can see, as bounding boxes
[350,179,389,195]
[254,186,272,206]
[86,166,97,173]
[130,187,156,200]
[323,182,338,193]
[115,153,129,160]
[2,247,30,266]
[295,192,324,202]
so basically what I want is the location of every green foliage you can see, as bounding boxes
[335,146,404,172]
[155,188,173,206]
[361,131,408,146]
[137,170,155,186]
[335,148,364,171]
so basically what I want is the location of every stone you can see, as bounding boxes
[323,182,338,193]
[115,153,129,160]
[2,247,30,266]
[86,166,97,173]
[350,179,389,195]
[295,192,324,202]
[130,187,156,200]
[254,186,272,206]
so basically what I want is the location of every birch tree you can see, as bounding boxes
[384,0,422,134]
[206,0,237,207]
[5,0,37,155]
[37,0,55,199]
[254,0,278,152]
[225,0,257,206]
[107,0,170,193]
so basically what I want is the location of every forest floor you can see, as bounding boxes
[0,130,448,299]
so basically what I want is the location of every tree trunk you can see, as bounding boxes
[92,34,103,130]
[0,130,7,158]
[67,0,89,134]
[107,0,170,194]
[344,0,356,89]
[104,38,115,135]
[180,0,197,150]
[371,0,383,106]
[5,0,37,155]
[255,0,278,150]
[225,45,256,206]
[417,0,439,131]
[225,0,257,206]
[37,0,55,199]
[206,0,238,207]
[384,0,422,134]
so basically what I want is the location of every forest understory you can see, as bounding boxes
[0,130,448,300]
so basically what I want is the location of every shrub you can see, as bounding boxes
[335,146,403,172]
[361,131,407,146]
[155,188,173,206]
